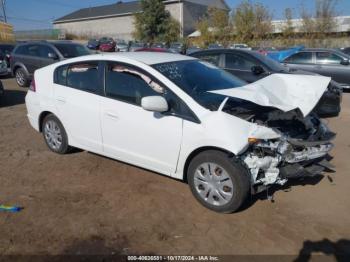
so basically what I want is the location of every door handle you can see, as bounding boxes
[56,97,66,104]
[105,111,119,120]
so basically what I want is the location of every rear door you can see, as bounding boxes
[53,61,103,152]
[314,51,350,85]
[23,44,44,75]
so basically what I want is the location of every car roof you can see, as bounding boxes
[303,48,339,52]
[59,52,196,66]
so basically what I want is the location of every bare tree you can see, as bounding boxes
[281,8,295,45]
[315,0,338,35]
[231,1,272,45]
[299,0,338,46]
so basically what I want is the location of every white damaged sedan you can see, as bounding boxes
[25,53,335,213]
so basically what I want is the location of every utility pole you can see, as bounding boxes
[1,0,6,23]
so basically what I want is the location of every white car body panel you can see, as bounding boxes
[53,84,103,152]
[211,74,331,117]
[25,53,331,182]
[101,97,183,175]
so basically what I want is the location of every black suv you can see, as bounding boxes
[11,41,91,87]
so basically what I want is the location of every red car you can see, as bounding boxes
[135,47,172,53]
[99,37,116,52]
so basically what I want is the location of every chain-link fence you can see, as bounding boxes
[14,29,64,41]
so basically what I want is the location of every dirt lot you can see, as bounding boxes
[0,77,349,258]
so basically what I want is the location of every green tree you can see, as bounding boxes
[133,0,180,44]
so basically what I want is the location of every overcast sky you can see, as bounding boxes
[6,0,350,31]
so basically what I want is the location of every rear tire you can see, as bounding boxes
[187,150,250,213]
[15,68,30,87]
[42,114,71,154]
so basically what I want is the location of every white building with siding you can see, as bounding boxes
[272,16,350,34]
[53,0,229,40]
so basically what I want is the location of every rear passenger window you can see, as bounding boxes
[66,62,100,93]
[105,63,162,105]
[14,45,28,55]
[54,65,68,85]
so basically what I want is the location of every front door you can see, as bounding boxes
[223,53,268,82]
[100,62,183,175]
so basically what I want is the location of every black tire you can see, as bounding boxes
[187,150,250,213]
[15,68,30,87]
[42,114,71,154]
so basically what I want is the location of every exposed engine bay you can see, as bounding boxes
[223,98,335,191]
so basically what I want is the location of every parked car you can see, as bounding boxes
[0,44,14,67]
[152,43,165,48]
[115,40,129,52]
[87,39,100,50]
[26,52,334,213]
[185,45,202,55]
[10,41,91,87]
[208,43,224,49]
[99,37,116,52]
[190,49,342,117]
[281,48,350,90]
[169,42,184,54]
[229,43,251,50]
[129,42,145,52]
[339,47,350,56]
[266,45,304,62]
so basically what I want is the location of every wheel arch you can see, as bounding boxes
[38,111,54,132]
[12,63,29,76]
[182,146,235,183]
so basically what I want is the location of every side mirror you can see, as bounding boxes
[340,59,349,65]
[141,96,169,113]
[48,53,58,60]
[251,65,265,75]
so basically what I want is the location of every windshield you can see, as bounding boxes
[53,44,91,58]
[153,60,246,110]
[250,51,290,72]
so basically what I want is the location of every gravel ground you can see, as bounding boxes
[0,77,349,259]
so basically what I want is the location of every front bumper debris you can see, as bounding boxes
[241,138,334,190]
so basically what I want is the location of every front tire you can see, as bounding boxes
[42,114,71,154]
[188,150,250,213]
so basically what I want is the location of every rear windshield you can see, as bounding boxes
[53,44,90,58]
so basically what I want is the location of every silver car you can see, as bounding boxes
[282,48,350,90]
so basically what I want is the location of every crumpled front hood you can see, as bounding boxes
[210,74,331,117]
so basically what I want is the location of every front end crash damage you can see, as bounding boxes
[211,74,336,193]
[241,114,335,193]
[241,136,334,190]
